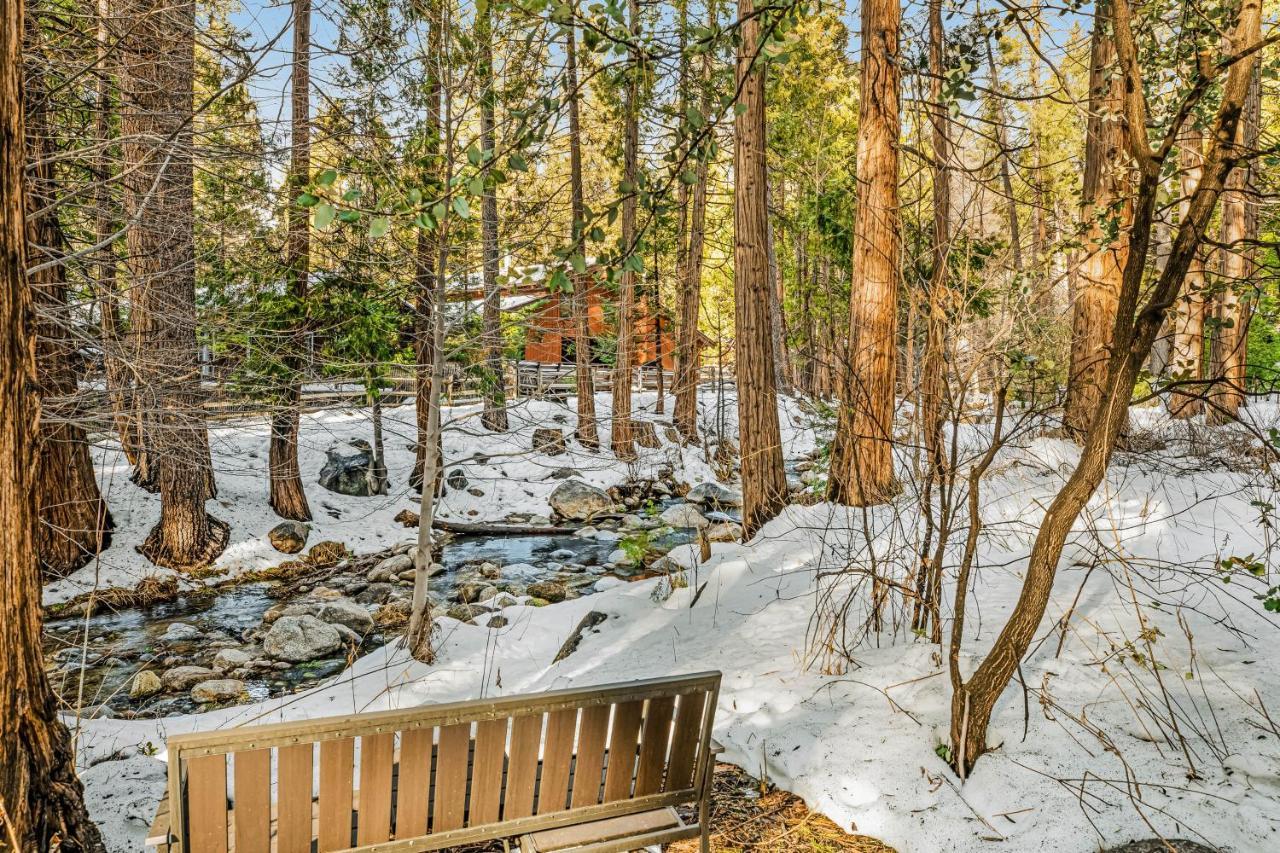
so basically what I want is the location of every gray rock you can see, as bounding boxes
[686,482,743,507]
[318,440,387,497]
[549,479,612,520]
[487,615,509,629]
[129,670,162,698]
[457,582,499,604]
[355,583,393,604]
[314,598,375,634]
[191,679,246,704]
[268,520,310,554]
[706,521,743,542]
[160,665,217,692]
[479,561,501,579]
[446,468,468,489]
[160,622,202,643]
[212,648,253,673]
[660,503,709,529]
[446,603,493,624]
[533,428,567,456]
[262,615,343,662]
[368,553,412,582]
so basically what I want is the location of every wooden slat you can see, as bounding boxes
[396,727,434,839]
[357,732,396,844]
[570,705,610,809]
[504,714,544,819]
[664,691,705,792]
[633,696,675,797]
[432,723,470,832]
[603,700,644,802]
[469,718,508,826]
[276,744,314,853]
[317,738,354,851]
[231,749,271,853]
[522,806,683,852]
[537,709,578,814]
[185,754,228,853]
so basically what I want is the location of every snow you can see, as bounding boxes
[58,391,1280,852]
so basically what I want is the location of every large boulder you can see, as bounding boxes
[268,520,310,554]
[527,580,568,603]
[262,615,343,662]
[212,648,254,673]
[318,440,388,497]
[314,598,375,634]
[549,480,612,520]
[660,503,709,529]
[161,665,218,692]
[687,482,743,508]
[191,679,246,704]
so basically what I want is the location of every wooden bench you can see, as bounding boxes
[147,671,722,852]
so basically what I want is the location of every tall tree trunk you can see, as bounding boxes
[734,0,787,537]
[2,3,107,845]
[828,0,901,506]
[673,0,713,443]
[609,0,640,460]
[269,0,313,521]
[1063,0,1131,440]
[412,1,444,494]
[565,7,598,449]
[1207,40,1260,424]
[985,38,1022,274]
[24,30,114,578]
[767,182,791,395]
[95,0,137,468]
[949,0,1261,776]
[122,0,227,569]
[1169,117,1206,419]
[478,0,507,432]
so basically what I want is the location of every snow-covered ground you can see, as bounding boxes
[60,390,1280,852]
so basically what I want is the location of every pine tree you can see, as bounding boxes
[478,0,507,432]
[610,0,641,460]
[828,0,901,506]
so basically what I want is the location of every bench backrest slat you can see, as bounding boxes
[168,672,720,852]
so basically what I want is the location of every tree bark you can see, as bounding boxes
[1168,118,1206,419]
[2,3,107,845]
[734,0,787,537]
[122,0,228,569]
[1063,0,1131,440]
[673,0,714,444]
[24,30,114,578]
[609,0,640,460]
[565,7,599,449]
[1207,36,1260,424]
[269,0,313,521]
[828,0,901,506]
[478,0,507,432]
[949,0,1262,776]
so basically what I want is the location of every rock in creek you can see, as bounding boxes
[212,648,254,673]
[262,615,343,662]
[268,520,310,554]
[191,679,246,704]
[318,440,388,497]
[549,479,612,520]
[314,599,375,634]
[130,670,162,698]
[160,622,203,643]
[161,665,218,692]
[686,482,743,508]
[526,580,568,603]
[660,502,709,529]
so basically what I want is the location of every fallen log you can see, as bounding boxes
[430,517,580,536]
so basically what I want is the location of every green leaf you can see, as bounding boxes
[509,153,528,172]
[342,188,362,202]
[549,268,569,292]
[468,177,485,196]
[453,196,470,218]
[467,145,482,166]
[297,192,319,208]
[369,216,390,239]
[316,169,338,187]
[570,253,587,274]
[313,203,336,229]
[432,202,448,221]
[337,210,361,223]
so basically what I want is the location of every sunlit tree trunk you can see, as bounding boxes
[269,0,313,521]
[122,0,227,568]
[828,0,901,506]
[564,6,598,449]
[734,0,787,537]
[673,0,714,444]
[1207,39,1260,425]
[478,0,507,432]
[2,4,107,845]
[610,0,640,460]
[1169,118,1206,419]
[1063,0,1131,440]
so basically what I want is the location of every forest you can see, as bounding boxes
[2,0,1279,850]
